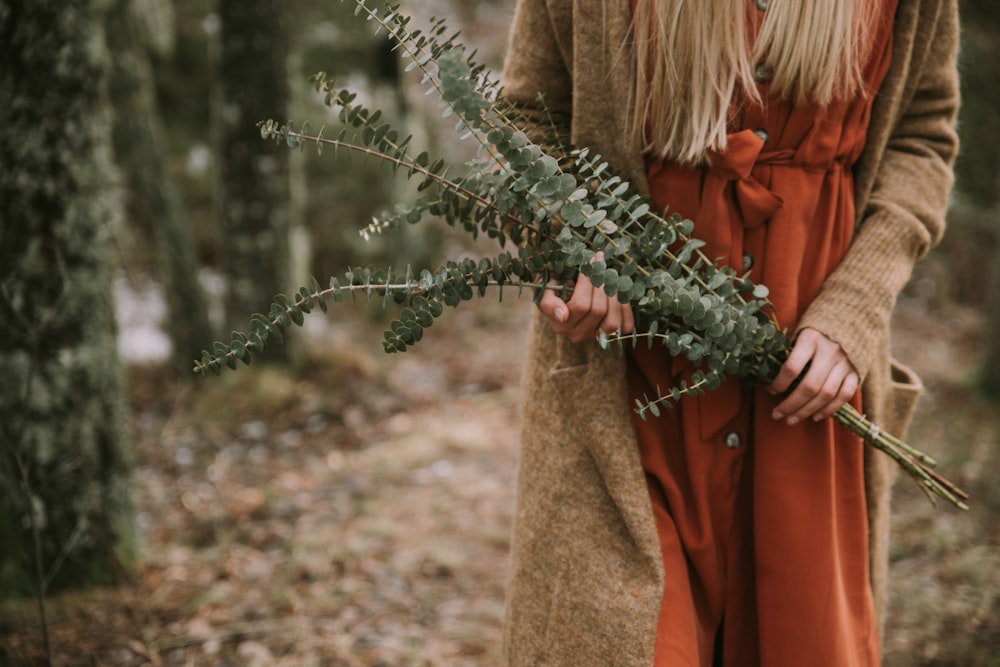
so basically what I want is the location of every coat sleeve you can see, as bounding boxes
[796,0,960,381]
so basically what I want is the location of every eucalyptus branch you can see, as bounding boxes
[604,329,970,510]
[831,407,968,508]
[193,251,560,372]
[195,0,967,509]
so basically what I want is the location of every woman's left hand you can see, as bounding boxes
[767,327,860,425]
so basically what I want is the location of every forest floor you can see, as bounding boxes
[2,288,999,667]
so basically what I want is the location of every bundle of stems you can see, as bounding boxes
[194,0,968,510]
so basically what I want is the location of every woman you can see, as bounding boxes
[499,1,959,665]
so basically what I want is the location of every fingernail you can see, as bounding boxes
[771,411,783,421]
[787,416,800,426]
[555,307,566,322]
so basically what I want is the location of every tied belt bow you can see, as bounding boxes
[705,127,792,230]
[686,129,793,440]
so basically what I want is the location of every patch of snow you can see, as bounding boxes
[114,272,172,364]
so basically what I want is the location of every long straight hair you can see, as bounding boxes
[629,0,878,165]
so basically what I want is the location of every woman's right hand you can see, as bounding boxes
[537,258,634,344]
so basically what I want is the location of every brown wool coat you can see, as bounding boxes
[499,1,960,665]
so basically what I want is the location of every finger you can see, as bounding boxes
[578,279,609,333]
[770,330,837,420]
[585,274,609,317]
[598,298,625,335]
[775,363,848,424]
[537,287,570,326]
[606,299,636,336]
[621,301,635,335]
[768,329,819,396]
[811,369,860,422]
[564,272,593,313]
[562,266,619,342]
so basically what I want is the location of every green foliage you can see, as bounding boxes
[192,0,968,509]
[196,3,784,385]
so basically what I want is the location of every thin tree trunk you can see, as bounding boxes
[106,0,215,373]
[977,177,1000,398]
[216,0,302,365]
[956,1,1000,397]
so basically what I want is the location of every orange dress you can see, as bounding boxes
[626,3,898,666]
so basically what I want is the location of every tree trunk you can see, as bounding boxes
[216,0,302,365]
[106,0,215,373]
[0,0,136,599]
[957,1,1000,397]
[982,213,1000,398]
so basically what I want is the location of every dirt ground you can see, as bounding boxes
[1,295,530,667]
[1,288,998,666]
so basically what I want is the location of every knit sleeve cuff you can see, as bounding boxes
[795,208,926,382]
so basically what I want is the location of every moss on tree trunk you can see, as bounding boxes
[0,0,137,599]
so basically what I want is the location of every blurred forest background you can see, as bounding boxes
[0,0,997,665]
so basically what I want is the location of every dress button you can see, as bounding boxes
[755,0,770,10]
[752,128,770,144]
[724,432,742,449]
[753,64,775,83]
[741,252,754,273]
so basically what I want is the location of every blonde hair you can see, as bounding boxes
[629,0,878,165]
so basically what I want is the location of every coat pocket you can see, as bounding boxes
[882,358,923,439]
[550,334,589,373]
